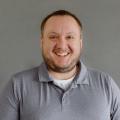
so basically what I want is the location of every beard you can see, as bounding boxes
[42,50,80,73]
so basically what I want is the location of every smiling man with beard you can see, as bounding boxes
[41,13,82,80]
[0,10,120,120]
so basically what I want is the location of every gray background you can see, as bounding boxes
[0,0,120,91]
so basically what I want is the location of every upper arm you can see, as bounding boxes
[109,77,120,120]
[0,77,20,120]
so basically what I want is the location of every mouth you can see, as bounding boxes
[54,52,70,57]
[53,48,71,57]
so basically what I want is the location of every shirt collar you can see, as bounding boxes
[74,61,89,85]
[38,60,89,85]
[38,62,53,82]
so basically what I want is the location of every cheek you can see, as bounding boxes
[43,41,56,53]
[70,43,81,52]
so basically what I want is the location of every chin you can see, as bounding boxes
[53,63,76,72]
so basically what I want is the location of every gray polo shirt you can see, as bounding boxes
[0,61,120,120]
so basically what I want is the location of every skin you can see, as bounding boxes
[41,15,83,80]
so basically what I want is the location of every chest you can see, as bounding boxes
[20,84,111,120]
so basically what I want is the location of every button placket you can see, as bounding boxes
[61,91,70,111]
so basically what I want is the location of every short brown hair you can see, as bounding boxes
[40,10,83,37]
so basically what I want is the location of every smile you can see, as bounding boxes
[54,52,70,57]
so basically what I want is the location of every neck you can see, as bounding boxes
[48,66,78,80]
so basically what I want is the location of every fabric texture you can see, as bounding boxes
[0,61,120,120]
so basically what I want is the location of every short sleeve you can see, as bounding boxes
[109,76,120,120]
[0,76,20,120]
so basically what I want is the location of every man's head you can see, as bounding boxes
[41,10,83,38]
[40,10,83,74]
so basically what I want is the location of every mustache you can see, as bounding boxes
[53,48,71,53]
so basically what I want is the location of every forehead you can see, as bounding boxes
[43,15,80,34]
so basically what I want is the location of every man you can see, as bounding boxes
[0,10,120,120]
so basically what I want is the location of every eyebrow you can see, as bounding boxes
[47,32,58,35]
[47,32,76,35]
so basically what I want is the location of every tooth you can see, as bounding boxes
[56,52,68,56]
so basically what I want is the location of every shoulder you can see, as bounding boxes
[13,66,39,80]
[86,67,115,89]
[2,66,41,99]
[86,66,120,94]
[8,65,42,89]
[87,67,108,77]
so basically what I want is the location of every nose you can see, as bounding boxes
[57,36,67,49]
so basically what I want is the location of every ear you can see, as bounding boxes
[40,36,43,49]
[80,37,83,49]
[80,32,83,49]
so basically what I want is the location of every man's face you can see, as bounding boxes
[41,15,82,73]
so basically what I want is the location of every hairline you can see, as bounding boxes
[40,10,83,38]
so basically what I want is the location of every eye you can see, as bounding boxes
[66,35,74,40]
[48,35,58,40]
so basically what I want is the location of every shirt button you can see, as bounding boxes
[62,97,65,101]
[62,100,66,105]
